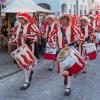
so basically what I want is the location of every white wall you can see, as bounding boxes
[33,0,89,16]
[78,0,89,15]
[33,0,76,14]
[66,0,76,15]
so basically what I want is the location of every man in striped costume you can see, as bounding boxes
[77,16,96,73]
[78,16,96,43]
[57,14,84,96]
[43,15,58,71]
[9,13,39,90]
[78,16,96,54]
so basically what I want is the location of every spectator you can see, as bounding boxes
[1,21,8,38]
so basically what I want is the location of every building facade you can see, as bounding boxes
[77,0,89,16]
[88,0,100,15]
[33,0,89,16]
[1,0,89,16]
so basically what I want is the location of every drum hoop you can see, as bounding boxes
[57,47,71,62]
[82,42,95,46]
[11,44,29,57]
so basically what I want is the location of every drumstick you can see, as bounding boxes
[67,41,76,46]
[23,34,38,37]
[13,34,38,40]
[2,35,9,42]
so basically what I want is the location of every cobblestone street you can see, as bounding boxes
[0,0,100,99]
[0,51,100,100]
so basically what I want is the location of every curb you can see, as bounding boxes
[0,58,44,80]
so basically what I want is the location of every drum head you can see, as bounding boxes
[57,47,71,62]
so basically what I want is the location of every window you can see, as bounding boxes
[80,5,83,15]
[69,4,72,14]
[84,6,87,15]
[74,5,76,14]
[62,4,67,13]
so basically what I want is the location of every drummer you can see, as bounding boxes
[56,13,84,96]
[9,13,39,90]
[78,16,96,43]
[78,16,96,53]
[77,16,96,70]
[42,15,58,71]
[95,15,100,50]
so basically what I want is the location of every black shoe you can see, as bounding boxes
[17,64,21,69]
[29,70,34,82]
[64,88,71,96]
[48,67,53,71]
[64,80,67,86]
[82,70,87,74]
[74,74,77,78]
[82,67,87,74]
[13,59,17,64]
[20,82,30,90]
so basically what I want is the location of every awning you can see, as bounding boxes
[2,0,52,13]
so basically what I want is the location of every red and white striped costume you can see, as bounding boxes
[78,24,97,60]
[90,20,96,31]
[56,14,85,95]
[78,24,96,41]
[57,25,85,73]
[11,23,39,54]
[43,22,58,60]
[88,15,96,31]
[95,15,100,32]
[10,23,40,69]
[71,15,78,27]
[10,13,39,89]
[57,25,84,49]
[44,22,57,48]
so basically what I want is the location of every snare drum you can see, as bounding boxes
[43,47,57,60]
[95,32,100,45]
[82,43,97,60]
[11,44,38,69]
[57,47,85,76]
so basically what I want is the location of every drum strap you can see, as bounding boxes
[56,27,68,57]
[47,25,51,41]
[60,27,68,44]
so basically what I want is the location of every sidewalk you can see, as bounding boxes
[0,51,100,100]
[0,50,20,79]
[0,50,43,79]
